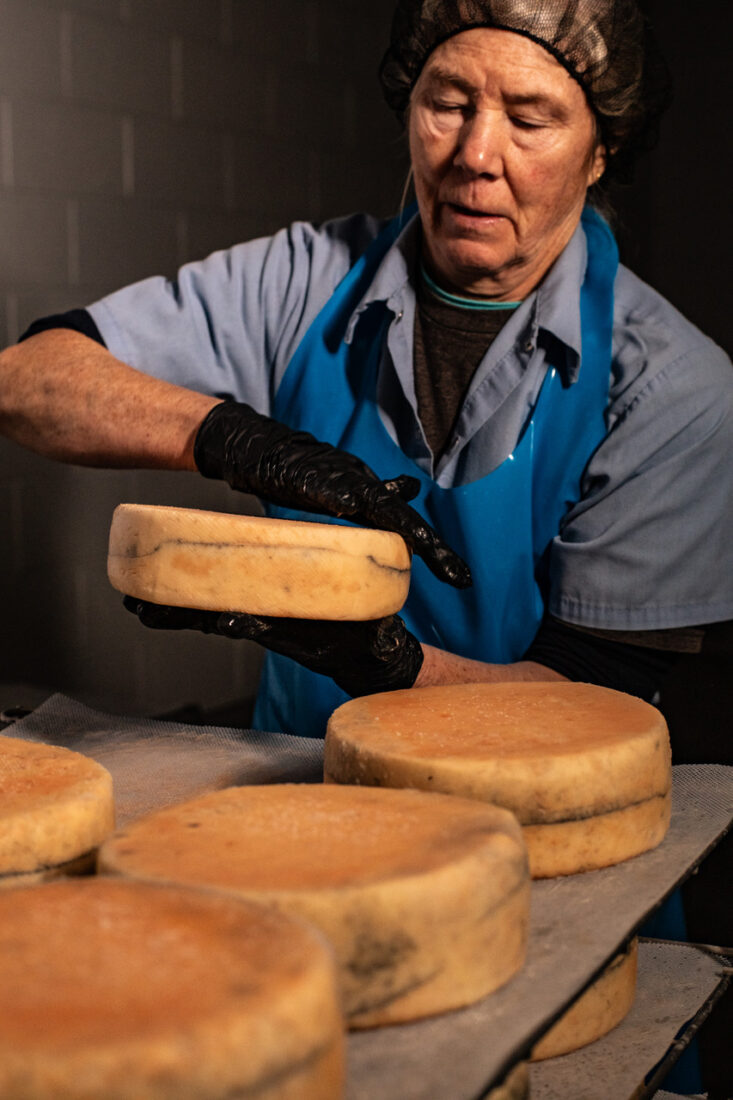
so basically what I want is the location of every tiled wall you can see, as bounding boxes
[0,0,406,717]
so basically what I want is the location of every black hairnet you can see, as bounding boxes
[379,0,671,183]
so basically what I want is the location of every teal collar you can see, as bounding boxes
[420,263,522,312]
[346,209,588,374]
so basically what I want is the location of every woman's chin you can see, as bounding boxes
[429,243,520,299]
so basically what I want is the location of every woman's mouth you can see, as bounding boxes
[446,202,505,220]
[442,203,509,234]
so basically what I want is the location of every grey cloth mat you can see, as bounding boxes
[7,696,733,1099]
[530,941,730,1100]
[9,693,323,824]
[655,1094,707,1099]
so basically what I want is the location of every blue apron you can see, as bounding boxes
[253,207,618,738]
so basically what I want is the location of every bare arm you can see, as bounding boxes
[0,329,220,470]
[416,644,568,686]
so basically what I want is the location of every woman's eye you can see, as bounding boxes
[433,100,467,114]
[511,116,544,130]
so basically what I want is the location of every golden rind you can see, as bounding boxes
[98,783,530,1027]
[0,878,344,1100]
[0,736,115,874]
[524,792,671,878]
[108,503,411,620]
[487,1063,530,1100]
[531,939,638,1060]
[324,683,672,877]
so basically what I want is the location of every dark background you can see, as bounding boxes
[0,0,730,1092]
[600,13,733,1086]
[613,1,731,355]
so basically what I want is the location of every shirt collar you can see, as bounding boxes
[344,214,420,344]
[345,211,588,381]
[532,220,587,378]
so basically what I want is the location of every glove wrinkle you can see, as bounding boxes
[193,400,471,588]
[126,596,424,699]
[381,475,420,501]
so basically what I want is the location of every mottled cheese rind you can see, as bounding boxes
[0,878,344,1100]
[107,503,411,620]
[98,783,530,1027]
[531,938,638,1060]
[324,682,672,877]
[521,794,671,877]
[0,735,115,876]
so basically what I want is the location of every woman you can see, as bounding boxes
[3,0,732,737]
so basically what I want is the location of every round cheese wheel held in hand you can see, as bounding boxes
[108,503,411,620]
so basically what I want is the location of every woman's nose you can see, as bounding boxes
[453,111,504,177]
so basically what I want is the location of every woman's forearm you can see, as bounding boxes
[0,329,220,470]
[415,643,568,687]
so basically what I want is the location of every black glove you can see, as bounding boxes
[193,401,471,589]
[124,597,424,697]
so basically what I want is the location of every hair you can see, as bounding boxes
[380,0,672,186]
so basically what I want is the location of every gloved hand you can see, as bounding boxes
[124,597,424,697]
[194,401,471,589]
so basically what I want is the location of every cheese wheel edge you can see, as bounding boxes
[108,503,411,620]
[0,736,115,875]
[530,938,638,1060]
[324,682,672,821]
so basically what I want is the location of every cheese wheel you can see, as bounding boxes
[324,682,672,878]
[107,503,411,620]
[531,938,638,1060]
[0,734,115,885]
[0,878,344,1100]
[488,1063,530,1100]
[98,783,530,1027]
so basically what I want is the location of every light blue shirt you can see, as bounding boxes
[89,211,733,632]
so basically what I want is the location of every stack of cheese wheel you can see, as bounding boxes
[324,682,670,1057]
[98,783,530,1028]
[0,878,344,1100]
[324,681,672,879]
[107,503,411,620]
[0,734,115,887]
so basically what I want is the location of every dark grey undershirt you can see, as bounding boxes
[413,273,517,459]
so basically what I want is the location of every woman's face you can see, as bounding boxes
[409,28,605,300]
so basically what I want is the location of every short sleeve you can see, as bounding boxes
[86,214,382,415]
[550,310,733,631]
